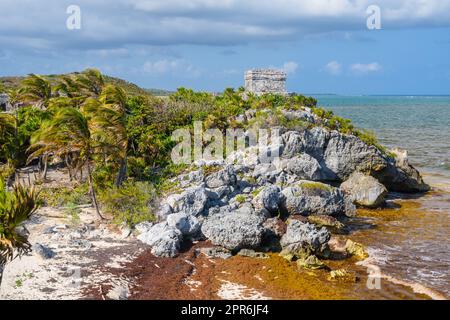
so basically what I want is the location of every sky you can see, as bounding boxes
[1,0,450,95]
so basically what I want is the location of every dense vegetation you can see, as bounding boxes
[0,69,386,228]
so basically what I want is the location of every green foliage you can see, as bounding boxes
[235,194,246,203]
[299,181,333,192]
[0,181,39,265]
[98,181,157,227]
[38,184,90,208]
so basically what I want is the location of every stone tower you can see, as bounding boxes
[244,69,287,96]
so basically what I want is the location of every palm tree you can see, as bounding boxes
[0,113,18,167]
[75,69,105,98]
[29,107,104,219]
[19,74,52,109]
[98,85,128,186]
[0,180,39,287]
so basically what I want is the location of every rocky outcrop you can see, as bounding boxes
[137,106,428,259]
[201,213,265,251]
[340,172,388,208]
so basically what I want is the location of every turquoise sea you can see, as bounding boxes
[313,95,450,299]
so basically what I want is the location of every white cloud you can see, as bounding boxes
[324,61,342,75]
[282,61,299,74]
[143,59,201,77]
[1,0,450,51]
[350,62,382,74]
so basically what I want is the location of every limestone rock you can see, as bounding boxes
[281,181,349,216]
[137,222,182,257]
[166,186,209,216]
[251,185,284,214]
[205,166,237,188]
[280,154,324,181]
[340,172,388,208]
[166,211,201,237]
[201,213,265,251]
[280,220,330,258]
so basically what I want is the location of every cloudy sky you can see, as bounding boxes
[1,0,450,94]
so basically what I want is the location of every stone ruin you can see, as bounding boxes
[0,93,10,112]
[244,69,287,96]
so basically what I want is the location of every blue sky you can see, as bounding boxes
[1,0,450,95]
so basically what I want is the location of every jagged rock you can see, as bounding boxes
[166,186,209,216]
[32,243,55,259]
[201,213,265,251]
[197,247,232,259]
[280,220,330,258]
[237,248,268,259]
[281,127,329,162]
[281,181,349,216]
[280,154,324,181]
[137,222,182,257]
[341,172,388,208]
[205,166,237,188]
[166,212,201,237]
[157,204,173,220]
[324,131,388,180]
[177,169,204,187]
[375,148,430,193]
[252,185,284,214]
[263,217,287,238]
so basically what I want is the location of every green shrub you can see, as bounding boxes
[235,194,246,203]
[98,181,157,227]
[38,184,90,208]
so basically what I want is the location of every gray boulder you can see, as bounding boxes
[166,186,209,216]
[374,148,430,193]
[341,172,388,208]
[137,222,182,257]
[252,185,284,214]
[166,211,201,237]
[280,220,330,257]
[205,166,237,188]
[280,154,324,181]
[324,131,388,180]
[281,181,349,216]
[201,213,265,251]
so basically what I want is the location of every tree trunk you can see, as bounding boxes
[86,161,104,220]
[42,154,49,181]
[114,157,127,187]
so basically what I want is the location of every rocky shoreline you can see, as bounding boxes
[134,106,429,272]
[0,104,435,300]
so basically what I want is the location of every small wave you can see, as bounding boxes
[357,250,447,300]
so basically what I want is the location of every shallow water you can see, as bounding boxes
[314,95,450,299]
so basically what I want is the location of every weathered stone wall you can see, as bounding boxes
[245,69,287,96]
